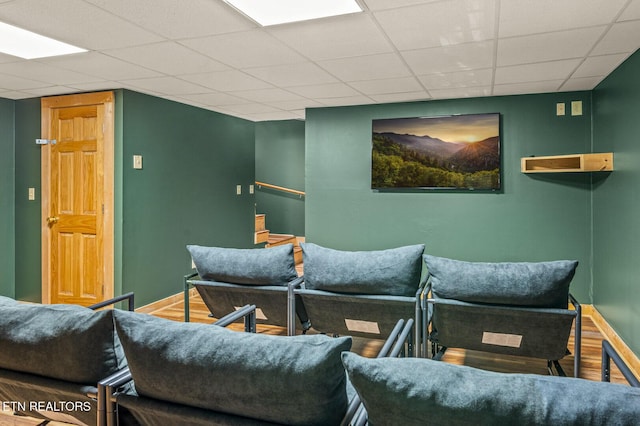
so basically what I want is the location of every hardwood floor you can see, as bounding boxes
[150,291,633,385]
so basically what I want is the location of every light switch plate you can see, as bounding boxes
[236,184,242,195]
[28,187,35,201]
[133,155,143,169]
[556,102,565,116]
[571,101,583,116]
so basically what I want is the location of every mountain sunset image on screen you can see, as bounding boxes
[371,113,501,191]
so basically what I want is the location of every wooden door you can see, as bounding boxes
[41,92,114,306]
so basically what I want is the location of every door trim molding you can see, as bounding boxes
[41,91,115,304]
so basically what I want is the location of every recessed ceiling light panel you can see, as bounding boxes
[224,0,362,26]
[0,21,86,59]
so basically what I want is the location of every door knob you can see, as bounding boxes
[47,216,59,225]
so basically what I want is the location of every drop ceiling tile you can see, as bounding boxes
[42,52,162,81]
[180,92,250,107]
[493,80,565,96]
[349,77,424,95]
[499,0,628,37]
[363,0,440,11]
[288,83,361,98]
[224,103,282,115]
[84,0,255,38]
[0,90,33,99]
[180,70,273,92]
[318,53,412,82]
[573,53,629,78]
[181,30,305,69]
[402,41,495,75]
[374,0,497,51]
[164,96,207,109]
[268,13,393,61]
[0,0,163,50]
[23,86,79,97]
[498,27,607,67]
[619,0,640,20]
[0,73,50,90]
[561,76,604,91]
[418,69,493,89]
[67,81,119,92]
[495,59,581,85]
[0,61,99,85]
[105,42,229,76]
[119,77,209,95]
[231,88,304,103]
[269,99,324,111]
[0,53,22,64]
[316,95,376,107]
[244,62,338,87]
[428,87,492,99]
[368,91,430,103]
[591,20,640,55]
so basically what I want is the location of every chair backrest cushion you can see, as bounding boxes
[0,295,18,306]
[187,243,297,286]
[301,243,425,296]
[114,310,352,426]
[342,353,640,426]
[0,301,125,384]
[424,255,578,308]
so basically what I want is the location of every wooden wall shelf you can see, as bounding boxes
[521,153,614,173]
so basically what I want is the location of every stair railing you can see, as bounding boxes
[255,181,305,198]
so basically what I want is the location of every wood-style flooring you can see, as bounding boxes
[149,291,632,385]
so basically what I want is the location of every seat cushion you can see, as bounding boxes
[114,310,352,426]
[0,302,124,384]
[424,255,578,308]
[301,243,425,297]
[187,244,297,285]
[342,353,640,426]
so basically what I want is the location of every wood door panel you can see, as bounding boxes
[42,92,114,306]
[81,151,97,215]
[52,231,99,304]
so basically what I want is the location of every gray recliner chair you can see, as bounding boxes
[185,243,310,334]
[290,243,427,356]
[423,255,581,376]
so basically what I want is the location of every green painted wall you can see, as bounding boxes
[0,98,15,297]
[305,92,595,304]
[592,50,640,355]
[10,91,255,307]
[255,120,305,236]
[119,91,256,306]
[13,98,41,302]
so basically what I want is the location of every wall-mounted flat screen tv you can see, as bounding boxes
[372,113,501,191]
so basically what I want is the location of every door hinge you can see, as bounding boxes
[36,139,56,145]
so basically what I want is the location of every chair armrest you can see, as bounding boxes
[212,304,257,332]
[88,292,135,311]
[183,271,199,322]
[98,368,132,426]
[287,276,305,336]
[602,340,640,387]
[288,275,304,291]
[568,293,582,377]
[341,318,415,426]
